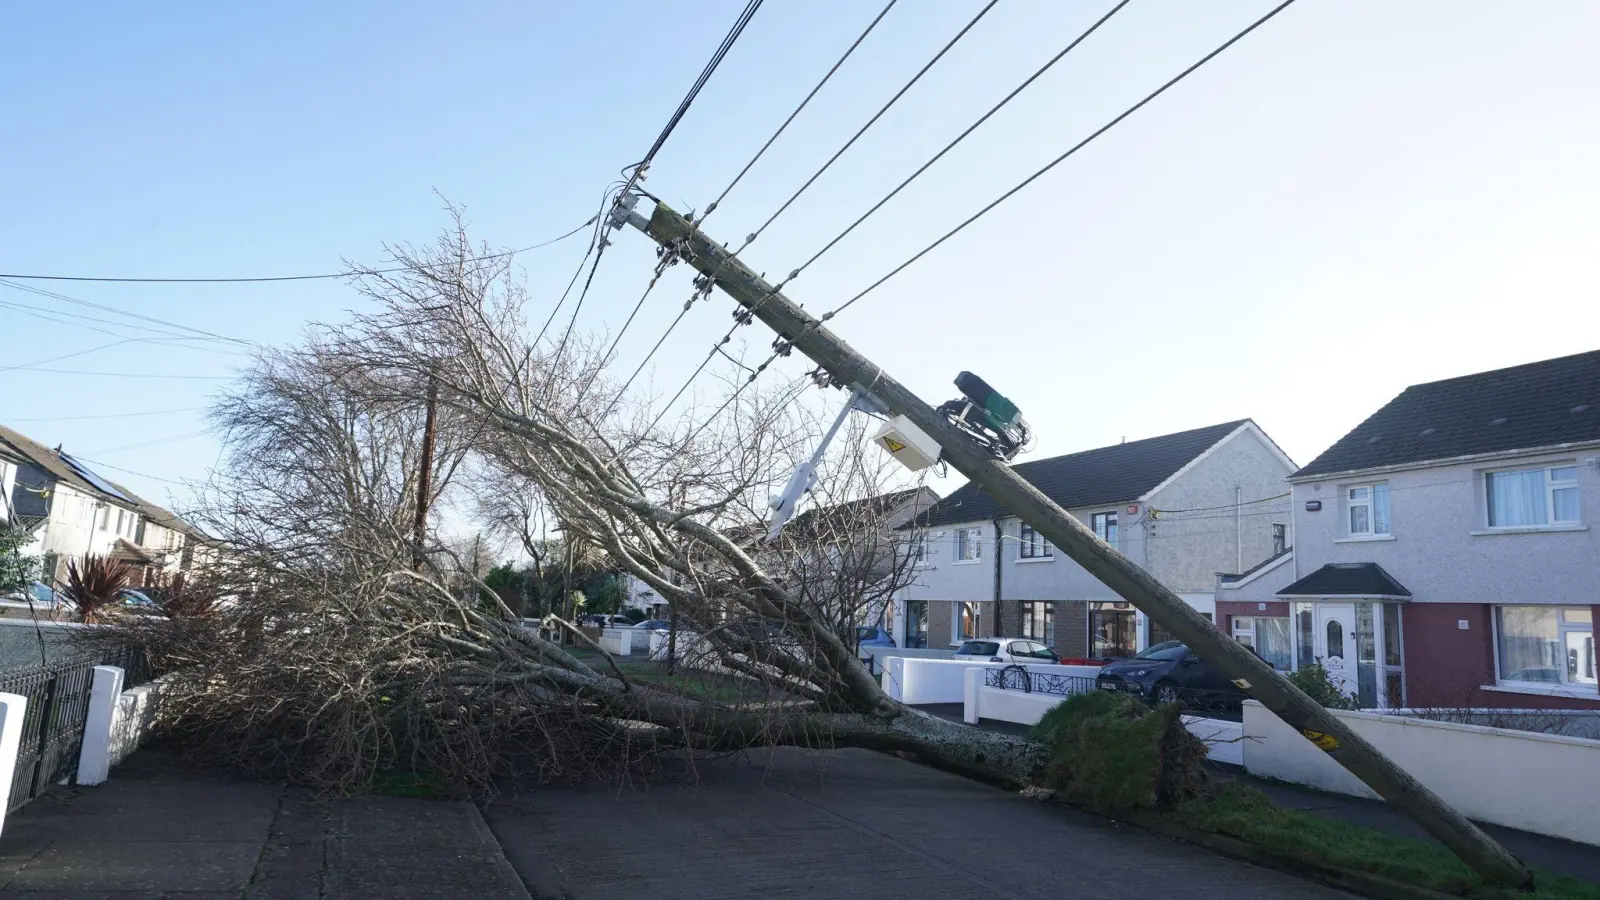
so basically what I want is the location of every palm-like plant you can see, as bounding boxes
[64,554,133,624]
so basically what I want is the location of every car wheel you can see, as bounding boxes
[1154,683,1181,705]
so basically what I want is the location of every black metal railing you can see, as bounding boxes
[985,665,1098,697]
[0,645,150,813]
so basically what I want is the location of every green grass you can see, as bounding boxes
[370,770,446,799]
[1174,783,1600,900]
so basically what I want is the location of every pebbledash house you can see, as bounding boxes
[1217,350,1600,710]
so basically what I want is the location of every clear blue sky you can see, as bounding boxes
[4,1,1599,515]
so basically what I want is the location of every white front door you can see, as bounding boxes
[1315,603,1358,697]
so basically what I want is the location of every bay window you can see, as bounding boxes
[1486,465,1580,528]
[1495,606,1595,687]
[1346,483,1390,537]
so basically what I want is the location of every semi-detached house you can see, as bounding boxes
[1216,350,1600,711]
[896,419,1295,658]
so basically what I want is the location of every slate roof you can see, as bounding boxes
[0,424,106,498]
[912,420,1250,528]
[1295,349,1600,479]
[1277,562,1411,598]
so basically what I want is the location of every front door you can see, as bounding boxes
[1315,603,1358,697]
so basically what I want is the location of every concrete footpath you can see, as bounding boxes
[0,751,529,899]
[485,747,1353,900]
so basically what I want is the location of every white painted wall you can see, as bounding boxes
[0,459,15,521]
[881,657,1100,705]
[0,691,26,838]
[1243,700,1600,845]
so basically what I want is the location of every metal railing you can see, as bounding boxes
[985,665,1097,697]
[0,645,149,813]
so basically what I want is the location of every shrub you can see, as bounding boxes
[1033,690,1210,811]
[1288,660,1360,710]
[63,554,132,624]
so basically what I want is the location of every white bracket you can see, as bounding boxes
[766,387,870,541]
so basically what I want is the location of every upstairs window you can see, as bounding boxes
[1018,523,1052,559]
[954,527,982,562]
[1346,484,1390,536]
[1486,465,1579,528]
[1272,523,1287,555]
[1091,511,1118,545]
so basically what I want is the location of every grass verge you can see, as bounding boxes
[1172,782,1600,900]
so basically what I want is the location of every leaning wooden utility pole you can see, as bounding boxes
[624,199,1532,890]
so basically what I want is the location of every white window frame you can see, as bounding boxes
[906,534,928,567]
[1017,523,1052,560]
[1091,511,1118,544]
[1484,464,1580,530]
[1345,483,1390,537]
[953,526,982,564]
[1232,616,1256,647]
[1492,605,1595,689]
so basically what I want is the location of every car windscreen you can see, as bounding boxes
[1133,641,1188,661]
[956,641,1000,656]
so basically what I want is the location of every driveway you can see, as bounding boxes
[484,747,1352,900]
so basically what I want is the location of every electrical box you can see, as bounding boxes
[873,415,940,472]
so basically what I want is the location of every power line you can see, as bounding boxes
[700,0,898,223]
[84,428,214,455]
[0,278,251,346]
[68,456,188,486]
[783,0,1130,286]
[822,0,1301,322]
[2,407,203,423]
[0,216,596,284]
[621,3,1000,437]
[742,0,1000,252]
[2,366,231,380]
[617,0,766,201]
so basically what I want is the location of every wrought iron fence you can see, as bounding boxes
[0,645,149,813]
[984,665,1098,697]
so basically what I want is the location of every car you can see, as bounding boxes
[855,626,895,648]
[1,581,62,607]
[634,619,672,631]
[1094,640,1246,709]
[952,638,1061,664]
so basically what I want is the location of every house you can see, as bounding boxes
[0,423,203,588]
[1216,350,1600,710]
[899,420,1296,656]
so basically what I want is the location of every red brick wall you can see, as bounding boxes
[1402,603,1600,710]
[1216,600,1290,633]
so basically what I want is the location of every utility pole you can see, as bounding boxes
[624,199,1530,889]
[412,375,440,571]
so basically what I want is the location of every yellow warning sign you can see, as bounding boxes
[1301,729,1340,752]
[882,437,907,453]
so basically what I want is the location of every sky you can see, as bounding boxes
[4,0,1600,522]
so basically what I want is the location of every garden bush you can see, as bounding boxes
[1031,690,1209,811]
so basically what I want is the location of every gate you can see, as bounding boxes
[0,647,149,813]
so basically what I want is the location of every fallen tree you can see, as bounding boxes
[97,216,1046,795]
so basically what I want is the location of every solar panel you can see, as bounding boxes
[57,452,133,503]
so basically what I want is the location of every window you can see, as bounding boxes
[1091,511,1118,545]
[1233,616,1291,671]
[905,600,928,649]
[1272,523,1287,556]
[957,601,982,642]
[1021,601,1054,644]
[1089,601,1135,659]
[1346,484,1390,536]
[1018,523,1052,559]
[1486,465,1580,528]
[1295,604,1314,668]
[1495,606,1595,686]
[906,535,927,565]
[96,505,110,530]
[954,527,982,562]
